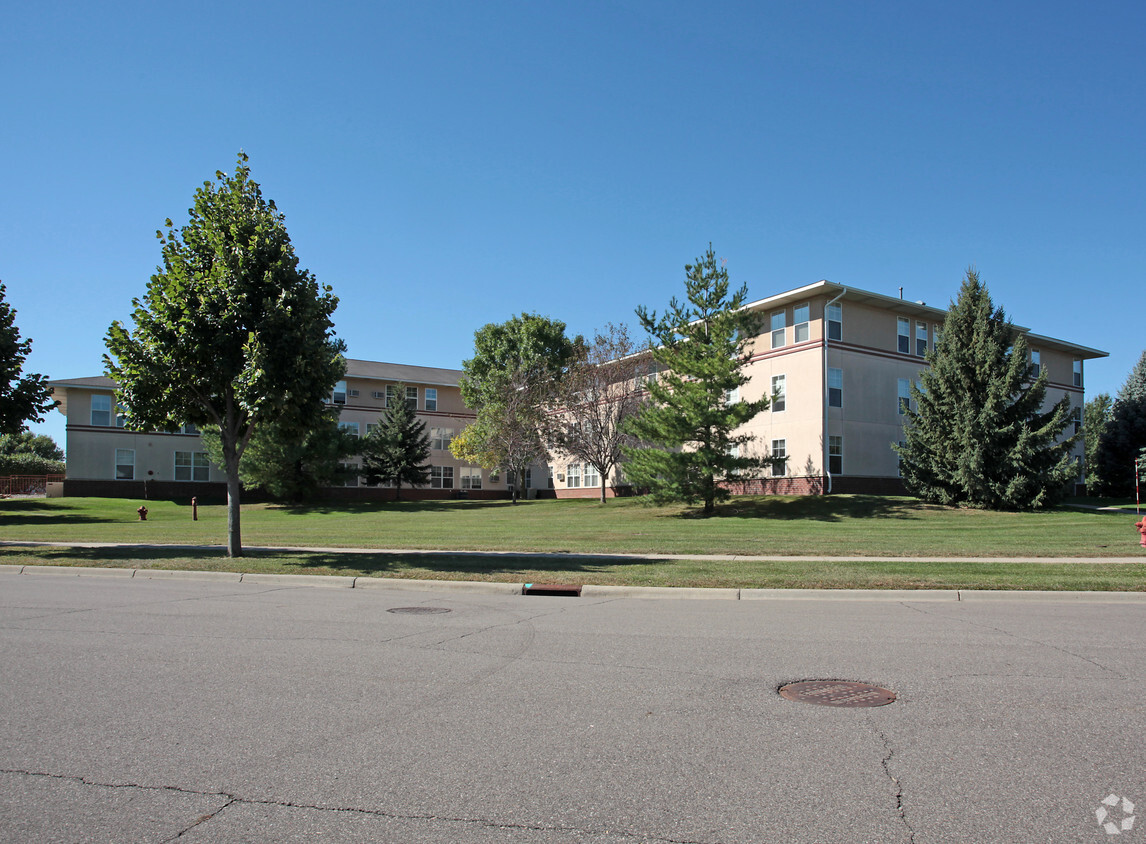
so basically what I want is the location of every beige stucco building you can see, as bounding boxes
[548,281,1107,498]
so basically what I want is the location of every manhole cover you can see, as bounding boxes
[779,681,896,708]
[387,607,452,615]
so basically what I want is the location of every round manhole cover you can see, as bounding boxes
[387,607,452,615]
[779,681,896,708]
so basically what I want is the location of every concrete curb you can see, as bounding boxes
[134,569,243,583]
[20,565,136,578]
[958,589,1146,603]
[741,588,959,601]
[0,564,25,574]
[354,577,524,595]
[239,573,356,588]
[581,585,740,600]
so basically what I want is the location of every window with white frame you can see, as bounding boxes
[115,449,135,480]
[366,423,379,437]
[460,467,482,489]
[584,463,600,488]
[725,385,739,405]
[1073,359,1083,387]
[489,469,500,483]
[430,427,454,450]
[897,318,910,354]
[898,378,911,415]
[175,451,210,481]
[915,322,928,357]
[566,463,581,488]
[385,385,396,407]
[1029,349,1041,377]
[92,394,112,426]
[828,435,843,475]
[794,303,810,343]
[770,439,787,477]
[524,468,532,489]
[828,368,843,408]
[771,374,786,412]
[331,381,347,405]
[405,386,418,410]
[425,388,437,411]
[771,310,786,349]
[339,421,359,438]
[1072,406,1082,434]
[431,465,453,489]
[827,302,843,341]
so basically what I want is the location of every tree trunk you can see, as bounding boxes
[226,467,243,557]
[599,474,607,504]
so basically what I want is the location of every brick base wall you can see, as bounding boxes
[63,479,231,503]
[723,476,826,496]
[827,476,909,495]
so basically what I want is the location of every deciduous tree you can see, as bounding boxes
[894,269,1076,509]
[362,383,431,499]
[0,283,56,436]
[623,245,768,515]
[105,153,345,555]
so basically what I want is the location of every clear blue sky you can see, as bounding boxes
[3,0,1143,452]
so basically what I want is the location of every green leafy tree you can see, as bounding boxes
[1082,392,1113,492]
[202,408,357,503]
[549,323,646,503]
[362,383,431,499]
[894,269,1076,509]
[1093,351,1146,497]
[623,245,768,515]
[0,431,64,461]
[0,283,56,435]
[458,314,579,503]
[105,153,345,556]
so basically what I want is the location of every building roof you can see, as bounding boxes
[344,358,462,386]
[742,280,1107,360]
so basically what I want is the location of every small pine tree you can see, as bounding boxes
[623,245,768,515]
[1082,393,1113,492]
[1093,351,1146,497]
[362,384,431,500]
[894,269,1077,510]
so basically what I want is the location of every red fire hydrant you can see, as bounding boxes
[137,505,148,521]
[191,497,198,521]
[1136,518,1146,548]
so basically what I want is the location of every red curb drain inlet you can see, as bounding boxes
[387,607,452,615]
[779,681,896,708]
[522,583,583,597]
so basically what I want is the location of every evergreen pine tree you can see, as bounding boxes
[1093,351,1146,497]
[894,269,1077,509]
[623,245,768,515]
[362,383,431,500]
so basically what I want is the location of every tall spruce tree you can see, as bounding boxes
[894,269,1076,509]
[361,383,431,500]
[1093,351,1146,497]
[1082,392,1113,492]
[623,245,768,515]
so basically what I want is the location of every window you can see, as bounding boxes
[425,388,437,411]
[771,374,786,412]
[566,463,581,488]
[339,463,360,487]
[181,422,198,434]
[897,318,910,354]
[828,368,843,408]
[898,378,911,415]
[794,303,810,343]
[430,427,454,450]
[460,467,482,489]
[641,360,660,386]
[91,394,112,426]
[725,386,739,405]
[365,423,379,437]
[115,449,134,480]
[431,466,453,489]
[175,451,210,481]
[771,310,786,349]
[934,324,943,347]
[524,468,532,489]
[1029,349,1041,378]
[339,421,359,438]
[1072,406,1082,435]
[331,381,347,405]
[826,302,842,341]
[915,322,928,357]
[385,385,396,407]
[584,463,600,488]
[1073,359,1083,387]
[770,439,787,477]
[828,436,843,475]
[489,469,500,483]
[406,386,418,411]
[548,466,555,489]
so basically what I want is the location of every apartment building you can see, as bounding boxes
[48,359,507,500]
[549,281,1107,498]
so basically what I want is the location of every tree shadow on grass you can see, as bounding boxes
[704,495,927,523]
[273,499,517,516]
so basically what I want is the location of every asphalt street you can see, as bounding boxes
[1,570,1144,843]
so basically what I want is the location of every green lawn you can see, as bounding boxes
[1,495,1143,591]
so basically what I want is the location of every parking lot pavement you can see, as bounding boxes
[1,573,1143,843]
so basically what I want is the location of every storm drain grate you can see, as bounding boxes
[522,583,583,597]
[779,681,896,708]
[387,607,452,615]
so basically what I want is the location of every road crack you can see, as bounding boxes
[875,731,916,843]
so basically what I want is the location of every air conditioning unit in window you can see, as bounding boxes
[348,389,359,397]
[372,391,385,399]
